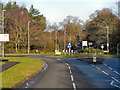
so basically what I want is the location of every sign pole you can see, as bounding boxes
[2,10,6,57]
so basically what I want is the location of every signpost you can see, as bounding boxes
[93,54,96,62]
[0,34,9,41]
[68,43,71,55]
[101,45,104,51]
[82,41,87,49]
[0,34,9,57]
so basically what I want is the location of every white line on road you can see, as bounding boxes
[73,83,76,90]
[110,80,120,88]
[91,64,95,66]
[110,80,114,85]
[108,67,113,70]
[71,75,74,81]
[114,71,120,75]
[68,66,71,69]
[102,71,109,76]
[57,58,60,60]
[111,77,120,83]
[66,63,69,66]
[96,67,101,70]
[104,64,107,66]
[69,69,72,74]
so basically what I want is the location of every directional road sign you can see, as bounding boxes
[68,45,71,48]
[0,34,9,41]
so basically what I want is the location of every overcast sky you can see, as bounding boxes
[1,0,118,24]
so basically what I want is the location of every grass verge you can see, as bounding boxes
[5,52,54,55]
[0,62,6,66]
[47,54,120,58]
[0,57,45,88]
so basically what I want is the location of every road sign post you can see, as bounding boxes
[68,43,71,56]
[82,41,87,49]
[93,54,96,62]
[0,34,9,57]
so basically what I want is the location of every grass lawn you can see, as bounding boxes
[0,57,45,88]
[0,62,6,66]
[47,54,119,58]
[5,52,54,56]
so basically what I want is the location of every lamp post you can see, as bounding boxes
[106,26,109,54]
[117,44,119,55]
[64,26,66,55]
[2,10,6,57]
[55,29,58,51]
[28,21,30,54]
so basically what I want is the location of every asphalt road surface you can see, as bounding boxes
[5,55,120,89]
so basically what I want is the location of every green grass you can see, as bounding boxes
[0,62,6,66]
[0,57,45,88]
[47,54,119,58]
[5,52,54,55]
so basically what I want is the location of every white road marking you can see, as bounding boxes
[104,64,107,66]
[68,66,71,69]
[110,80,114,85]
[102,71,109,76]
[71,75,74,81]
[57,58,60,60]
[91,64,95,66]
[73,83,76,90]
[64,62,77,89]
[66,63,69,66]
[96,67,101,70]
[114,71,120,75]
[111,77,120,83]
[108,67,113,70]
[69,69,72,74]
[110,80,120,88]
[113,85,120,88]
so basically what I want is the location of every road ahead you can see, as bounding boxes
[13,55,119,89]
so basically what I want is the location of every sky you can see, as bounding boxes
[1,0,119,24]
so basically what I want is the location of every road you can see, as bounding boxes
[6,55,120,88]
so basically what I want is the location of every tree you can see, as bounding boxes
[85,8,119,53]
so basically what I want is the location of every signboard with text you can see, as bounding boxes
[82,41,87,46]
[0,34,9,41]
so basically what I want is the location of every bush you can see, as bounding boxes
[78,48,103,54]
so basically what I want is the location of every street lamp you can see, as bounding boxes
[2,10,6,57]
[117,44,119,55]
[28,21,30,54]
[64,26,66,51]
[106,26,109,54]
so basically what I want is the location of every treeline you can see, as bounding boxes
[0,1,119,54]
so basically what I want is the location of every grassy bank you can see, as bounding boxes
[0,62,6,66]
[47,54,119,58]
[5,52,54,55]
[0,57,45,88]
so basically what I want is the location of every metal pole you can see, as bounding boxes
[117,44,119,55]
[28,21,30,54]
[70,34,71,55]
[56,30,57,51]
[2,10,5,57]
[106,26,109,54]
[64,26,66,55]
